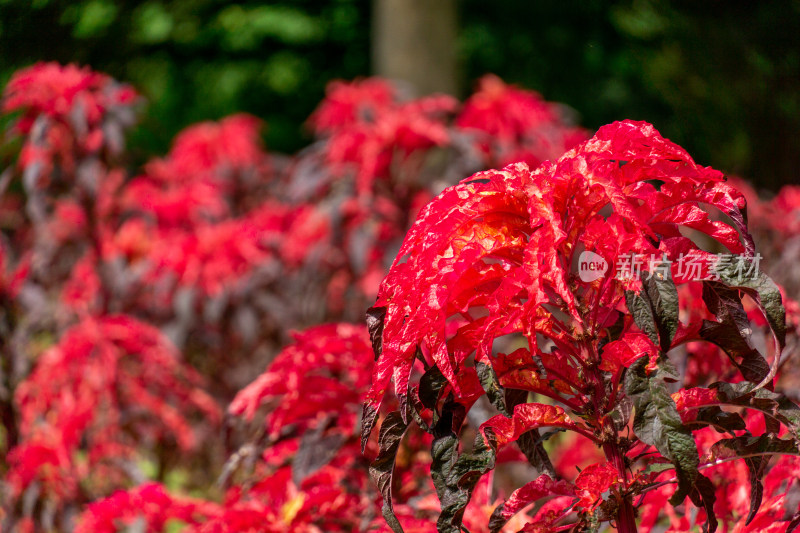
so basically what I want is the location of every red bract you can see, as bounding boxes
[364,120,795,532]
[315,84,456,195]
[574,462,620,510]
[121,114,272,227]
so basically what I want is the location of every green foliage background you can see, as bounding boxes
[1,0,797,189]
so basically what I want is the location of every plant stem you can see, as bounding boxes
[603,438,637,533]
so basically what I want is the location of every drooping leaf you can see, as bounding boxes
[430,432,495,533]
[476,360,508,416]
[673,382,800,440]
[517,429,559,478]
[685,406,746,433]
[710,258,786,385]
[742,454,769,526]
[369,411,410,533]
[700,281,771,383]
[644,262,679,352]
[501,387,557,476]
[419,364,448,417]
[708,433,800,525]
[699,320,770,384]
[687,473,718,533]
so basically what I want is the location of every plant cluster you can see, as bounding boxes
[0,62,799,533]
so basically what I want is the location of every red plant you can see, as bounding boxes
[3,61,799,533]
[74,483,219,533]
[7,316,220,503]
[456,74,587,169]
[2,62,137,181]
[363,120,797,532]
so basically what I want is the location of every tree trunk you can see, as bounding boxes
[372,0,459,96]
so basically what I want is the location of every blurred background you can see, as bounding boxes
[1,0,798,190]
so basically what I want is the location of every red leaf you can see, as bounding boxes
[489,474,575,529]
[575,462,621,509]
[479,403,581,450]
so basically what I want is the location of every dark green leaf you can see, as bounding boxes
[686,406,746,433]
[700,281,771,383]
[434,436,495,533]
[419,364,448,414]
[476,361,508,415]
[644,264,679,352]
[743,454,767,526]
[709,381,800,440]
[625,265,679,352]
[430,401,497,533]
[517,429,557,477]
[361,403,379,453]
[699,320,770,383]
[625,356,699,505]
[711,431,800,461]
[711,260,786,360]
[625,290,658,347]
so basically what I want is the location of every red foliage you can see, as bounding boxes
[3,62,137,183]
[363,120,795,532]
[8,316,220,500]
[74,483,219,533]
[2,61,799,533]
[456,74,588,168]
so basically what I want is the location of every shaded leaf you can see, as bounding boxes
[687,473,717,533]
[517,429,558,478]
[476,360,508,415]
[700,281,770,383]
[369,412,409,533]
[625,356,699,505]
[673,382,800,440]
[431,432,495,533]
[366,306,387,361]
[293,425,347,486]
[625,266,678,352]
[710,259,786,385]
